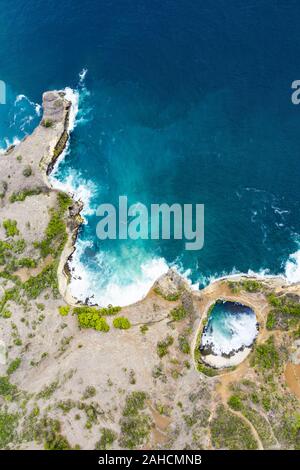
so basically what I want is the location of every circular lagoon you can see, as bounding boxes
[200,300,258,368]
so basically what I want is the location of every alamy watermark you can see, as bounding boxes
[96,196,204,251]
[291,80,300,105]
[0,80,6,104]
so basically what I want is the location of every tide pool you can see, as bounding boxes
[201,300,258,358]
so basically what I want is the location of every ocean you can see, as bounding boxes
[1,0,300,306]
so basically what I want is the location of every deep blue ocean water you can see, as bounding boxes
[1,0,300,305]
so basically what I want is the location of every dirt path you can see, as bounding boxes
[230,408,264,450]
[285,362,300,400]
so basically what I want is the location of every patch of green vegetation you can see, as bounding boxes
[5,257,37,273]
[250,336,280,371]
[82,386,96,400]
[113,316,131,330]
[7,357,21,375]
[22,165,32,177]
[12,239,26,254]
[266,311,276,329]
[0,287,21,314]
[0,376,18,399]
[95,428,116,450]
[227,281,240,294]
[140,325,148,334]
[58,305,70,316]
[42,118,54,128]
[0,411,18,448]
[35,208,67,258]
[240,279,262,292]
[57,400,77,414]
[157,335,174,358]
[2,309,12,319]
[274,412,300,450]
[123,391,148,416]
[10,187,43,203]
[170,305,187,321]
[0,180,8,199]
[23,262,59,299]
[241,407,276,448]
[120,391,151,449]
[266,293,300,331]
[183,408,210,429]
[210,405,258,450]
[36,380,59,400]
[76,309,110,332]
[73,305,121,316]
[153,287,180,301]
[228,394,243,411]
[178,335,190,354]
[228,279,262,293]
[3,219,19,237]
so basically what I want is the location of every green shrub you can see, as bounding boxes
[3,219,19,237]
[0,376,17,398]
[76,310,110,332]
[10,187,43,203]
[82,386,96,399]
[7,358,21,375]
[178,335,190,354]
[35,209,67,258]
[157,335,174,358]
[22,165,32,177]
[2,309,12,319]
[113,316,131,330]
[241,406,276,448]
[120,392,151,449]
[251,336,280,371]
[153,287,180,301]
[57,192,73,212]
[170,305,187,321]
[23,262,58,299]
[73,305,121,317]
[240,279,262,292]
[95,428,116,450]
[42,118,54,128]
[0,411,18,448]
[58,305,70,317]
[266,312,276,330]
[123,391,148,417]
[228,394,243,411]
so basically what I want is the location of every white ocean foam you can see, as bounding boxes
[79,68,88,84]
[50,168,97,218]
[68,242,169,307]
[14,94,41,115]
[0,136,21,153]
[284,249,300,283]
[201,307,258,355]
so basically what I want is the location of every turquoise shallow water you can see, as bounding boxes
[1,1,300,305]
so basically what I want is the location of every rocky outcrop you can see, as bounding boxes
[153,268,190,299]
